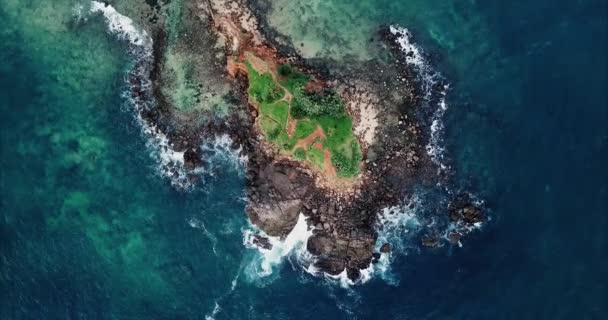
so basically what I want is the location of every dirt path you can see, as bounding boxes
[286,118,297,137]
[294,127,325,150]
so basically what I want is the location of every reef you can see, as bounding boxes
[123,0,484,281]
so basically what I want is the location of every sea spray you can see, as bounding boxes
[199,134,249,177]
[243,213,314,281]
[89,2,152,48]
[389,25,451,173]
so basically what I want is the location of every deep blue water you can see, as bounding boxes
[1,0,606,319]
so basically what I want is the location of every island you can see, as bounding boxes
[124,0,484,281]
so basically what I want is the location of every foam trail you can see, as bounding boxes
[389,25,450,173]
[243,214,314,279]
[205,303,221,320]
[188,217,219,255]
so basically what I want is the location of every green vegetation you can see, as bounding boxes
[291,89,346,119]
[260,101,289,125]
[294,120,316,139]
[307,147,325,168]
[294,148,307,160]
[246,62,284,104]
[330,140,362,177]
[277,64,309,92]
[246,58,361,178]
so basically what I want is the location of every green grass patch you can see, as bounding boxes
[277,64,310,93]
[259,116,280,138]
[294,120,317,139]
[260,101,289,126]
[245,61,284,104]
[294,148,306,160]
[275,131,296,151]
[307,147,325,168]
[331,140,361,178]
[316,115,354,151]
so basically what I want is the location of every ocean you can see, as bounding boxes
[0,0,606,319]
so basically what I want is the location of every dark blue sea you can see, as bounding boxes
[0,0,606,319]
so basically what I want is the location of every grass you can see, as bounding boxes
[246,56,361,177]
[306,147,325,168]
[260,101,289,126]
[294,120,316,139]
[294,148,306,160]
[278,64,309,93]
[245,61,284,104]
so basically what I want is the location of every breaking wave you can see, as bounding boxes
[242,214,314,282]
[389,25,450,173]
[199,134,249,177]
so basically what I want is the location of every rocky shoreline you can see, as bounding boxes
[127,0,484,281]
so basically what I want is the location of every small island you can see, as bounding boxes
[127,0,485,281]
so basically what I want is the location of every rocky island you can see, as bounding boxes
[120,0,484,281]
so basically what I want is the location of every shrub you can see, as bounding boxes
[291,89,346,119]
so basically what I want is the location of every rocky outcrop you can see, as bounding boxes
[449,194,484,225]
[246,159,313,236]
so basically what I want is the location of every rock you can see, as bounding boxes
[252,235,272,250]
[448,194,484,225]
[421,235,441,248]
[448,232,461,244]
[380,243,391,253]
[372,252,381,263]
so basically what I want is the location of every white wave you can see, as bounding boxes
[242,214,314,280]
[205,302,221,320]
[367,196,424,284]
[442,193,487,244]
[90,1,152,48]
[389,26,426,71]
[204,271,240,320]
[389,25,450,173]
[199,134,249,177]
[425,86,450,172]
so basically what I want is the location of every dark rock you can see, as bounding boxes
[380,243,391,253]
[448,194,484,225]
[448,232,461,244]
[372,252,381,263]
[421,234,441,248]
[252,235,272,250]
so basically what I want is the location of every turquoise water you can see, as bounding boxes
[1,0,606,319]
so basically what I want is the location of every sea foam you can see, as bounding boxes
[243,213,314,280]
[90,1,152,49]
[389,25,450,173]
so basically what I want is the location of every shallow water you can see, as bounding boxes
[1,0,606,319]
